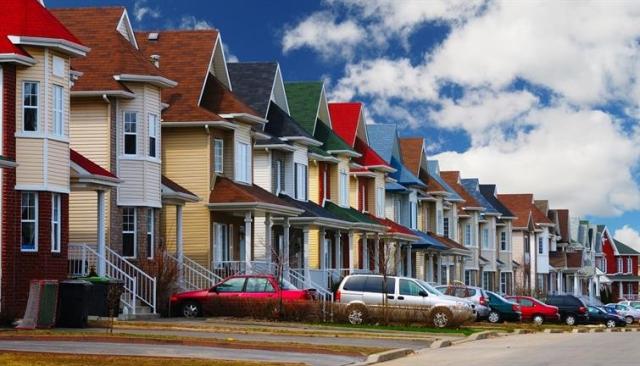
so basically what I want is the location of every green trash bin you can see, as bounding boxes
[84,277,124,317]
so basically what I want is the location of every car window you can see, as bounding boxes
[245,278,274,293]
[399,279,423,296]
[217,277,246,292]
[363,277,395,294]
[488,291,509,303]
[416,280,444,295]
[520,299,534,307]
[343,276,367,291]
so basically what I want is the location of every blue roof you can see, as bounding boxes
[461,179,499,214]
[479,184,514,217]
[385,181,408,192]
[411,230,447,250]
[367,124,397,163]
[427,160,462,201]
[390,156,426,188]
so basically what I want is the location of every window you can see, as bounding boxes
[294,163,307,201]
[520,298,534,307]
[482,272,493,291]
[538,236,544,254]
[376,187,384,217]
[322,164,329,201]
[213,223,231,264]
[436,210,443,235]
[23,82,39,132]
[399,279,423,296]
[410,201,417,229]
[148,114,158,157]
[21,192,38,251]
[361,276,395,293]
[53,85,64,136]
[482,228,490,249]
[124,112,137,155]
[500,272,512,294]
[52,56,65,77]
[618,257,624,273]
[524,236,530,253]
[464,224,472,246]
[235,142,250,183]
[146,209,154,259]
[122,207,136,258]
[51,194,61,253]
[393,197,401,222]
[273,160,283,194]
[627,257,633,274]
[464,270,477,286]
[214,139,224,173]
[339,170,348,207]
[245,278,275,292]
[443,217,450,238]
[500,231,507,251]
[217,277,246,292]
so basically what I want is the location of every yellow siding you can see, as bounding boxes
[309,226,319,269]
[69,190,99,245]
[352,232,361,269]
[162,127,211,266]
[69,99,110,167]
[16,138,43,184]
[349,175,358,209]
[308,163,319,205]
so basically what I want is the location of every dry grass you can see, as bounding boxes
[0,352,301,366]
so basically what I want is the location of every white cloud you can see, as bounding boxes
[133,0,160,22]
[282,12,365,59]
[222,42,239,63]
[179,16,214,30]
[614,225,640,252]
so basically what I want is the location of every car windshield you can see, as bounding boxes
[416,280,445,296]
[279,279,297,290]
[488,291,510,303]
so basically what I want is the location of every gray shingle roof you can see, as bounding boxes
[479,184,515,218]
[227,62,278,118]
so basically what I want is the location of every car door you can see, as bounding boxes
[518,298,535,318]
[393,279,428,307]
[362,276,395,306]
[242,277,276,301]
[211,277,246,299]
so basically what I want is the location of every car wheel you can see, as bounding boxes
[625,316,634,325]
[487,311,501,324]
[346,304,368,325]
[181,301,202,318]
[533,315,544,326]
[606,319,617,328]
[565,314,576,326]
[430,307,453,328]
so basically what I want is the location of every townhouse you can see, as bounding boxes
[0,0,90,316]
[601,235,640,301]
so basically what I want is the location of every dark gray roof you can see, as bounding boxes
[479,184,515,218]
[277,194,346,222]
[227,62,278,118]
[265,101,315,140]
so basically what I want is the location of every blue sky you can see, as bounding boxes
[49,0,640,244]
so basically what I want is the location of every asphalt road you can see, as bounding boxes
[0,340,360,366]
[381,331,640,366]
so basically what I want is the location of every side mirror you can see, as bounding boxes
[419,290,428,297]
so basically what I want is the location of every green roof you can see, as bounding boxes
[309,145,331,157]
[284,81,323,135]
[614,239,640,255]
[324,201,379,225]
[314,120,356,155]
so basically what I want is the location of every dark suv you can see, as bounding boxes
[544,294,588,325]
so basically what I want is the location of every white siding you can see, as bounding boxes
[253,150,271,192]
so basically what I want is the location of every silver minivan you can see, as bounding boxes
[336,274,475,327]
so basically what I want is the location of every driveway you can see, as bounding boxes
[380,331,640,366]
[0,340,360,366]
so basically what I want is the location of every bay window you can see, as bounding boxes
[53,85,64,136]
[464,223,472,246]
[124,112,137,155]
[500,231,508,251]
[148,114,158,158]
[482,228,490,249]
[21,192,38,252]
[23,81,39,132]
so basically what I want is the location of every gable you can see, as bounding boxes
[116,9,138,49]
[272,64,289,114]
[317,85,331,128]
[210,35,232,90]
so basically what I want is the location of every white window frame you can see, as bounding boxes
[375,186,384,218]
[21,192,38,252]
[53,84,64,136]
[436,209,443,235]
[148,113,158,158]
[274,160,283,194]
[410,201,417,230]
[618,257,623,273]
[464,223,472,246]
[123,111,137,155]
[538,236,544,254]
[500,231,507,251]
[393,197,401,222]
[122,207,137,258]
[51,193,61,253]
[339,169,348,207]
[22,81,39,132]
[214,138,224,174]
[360,183,366,212]
[294,163,307,201]
[214,222,229,264]
[52,55,65,77]
[147,208,154,259]
[322,165,328,202]
[482,227,490,249]
[235,142,250,183]
[627,257,633,274]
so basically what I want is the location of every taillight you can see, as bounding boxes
[335,290,341,302]
[579,306,586,314]
[479,296,487,306]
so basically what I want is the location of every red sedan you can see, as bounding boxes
[507,295,560,325]
[170,274,313,317]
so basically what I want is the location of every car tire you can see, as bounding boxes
[564,314,577,326]
[346,304,368,325]
[606,319,617,328]
[181,301,202,318]
[430,307,453,328]
[532,314,544,326]
[625,316,634,325]
[487,311,501,324]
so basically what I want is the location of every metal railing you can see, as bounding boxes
[68,243,137,314]
[169,253,222,291]
[289,268,334,322]
[212,260,276,279]
[104,246,156,313]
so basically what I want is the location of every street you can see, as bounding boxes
[381,332,640,366]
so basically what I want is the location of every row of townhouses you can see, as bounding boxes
[0,0,637,318]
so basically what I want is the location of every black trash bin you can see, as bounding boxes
[57,280,91,328]
[84,277,124,317]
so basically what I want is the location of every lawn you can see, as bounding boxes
[317,322,481,336]
[0,352,301,366]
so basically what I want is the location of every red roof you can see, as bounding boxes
[398,137,424,177]
[70,149,117,179]
[368,215,417,239]
[328,102,362,147]
[209,176,297,209]
[497,194,534,228]
[162,175,197,197]
[0,0,84,57]
[441,171,481,209]
[354,137,391,170]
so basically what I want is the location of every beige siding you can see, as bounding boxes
[253,150,271,192]
[47,139,69,187]
[16,138,44,185]
[69,99,110,167]
[15,48,45,134]
[162,127,211,266]
[69,190,98,244]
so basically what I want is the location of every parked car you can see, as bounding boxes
[586,306,627,328]
[618,300,640,310]
[605,303,640,324]
[544,294,588,326]
[336,274,475,327]
[484,291,521,323]
[436,285,490,320]
[170,275,313,317]
[506,296,560,325]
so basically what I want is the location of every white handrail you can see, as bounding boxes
[104,247,157,313]
[168,253,222,291]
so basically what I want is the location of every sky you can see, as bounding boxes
[49,0,640,249]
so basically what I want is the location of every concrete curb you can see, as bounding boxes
[512,329,534,335]
[430,340,452,349]
[467,331,499,341]
[543,329,564,334]
[355,348,414,365]
[589,328,605,333]
[572,328,589,333]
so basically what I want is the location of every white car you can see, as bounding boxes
[608,303,640,324]
[618,300,640,310]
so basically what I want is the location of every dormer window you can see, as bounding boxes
[124,112,137,155]
[23,81,39,132]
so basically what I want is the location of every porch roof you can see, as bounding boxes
[70,149,121,189]
[324,201,385,231]
[409,230,447,251]
[208,176,303,216]
[162,175,199,205]
[385,181,408,192]
[0,155,17,168]
[368,216,420,242]
[313,120,359,157]
[608,275,640,282]
[276,194,352,229]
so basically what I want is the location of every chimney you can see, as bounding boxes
[150,54,160,68]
